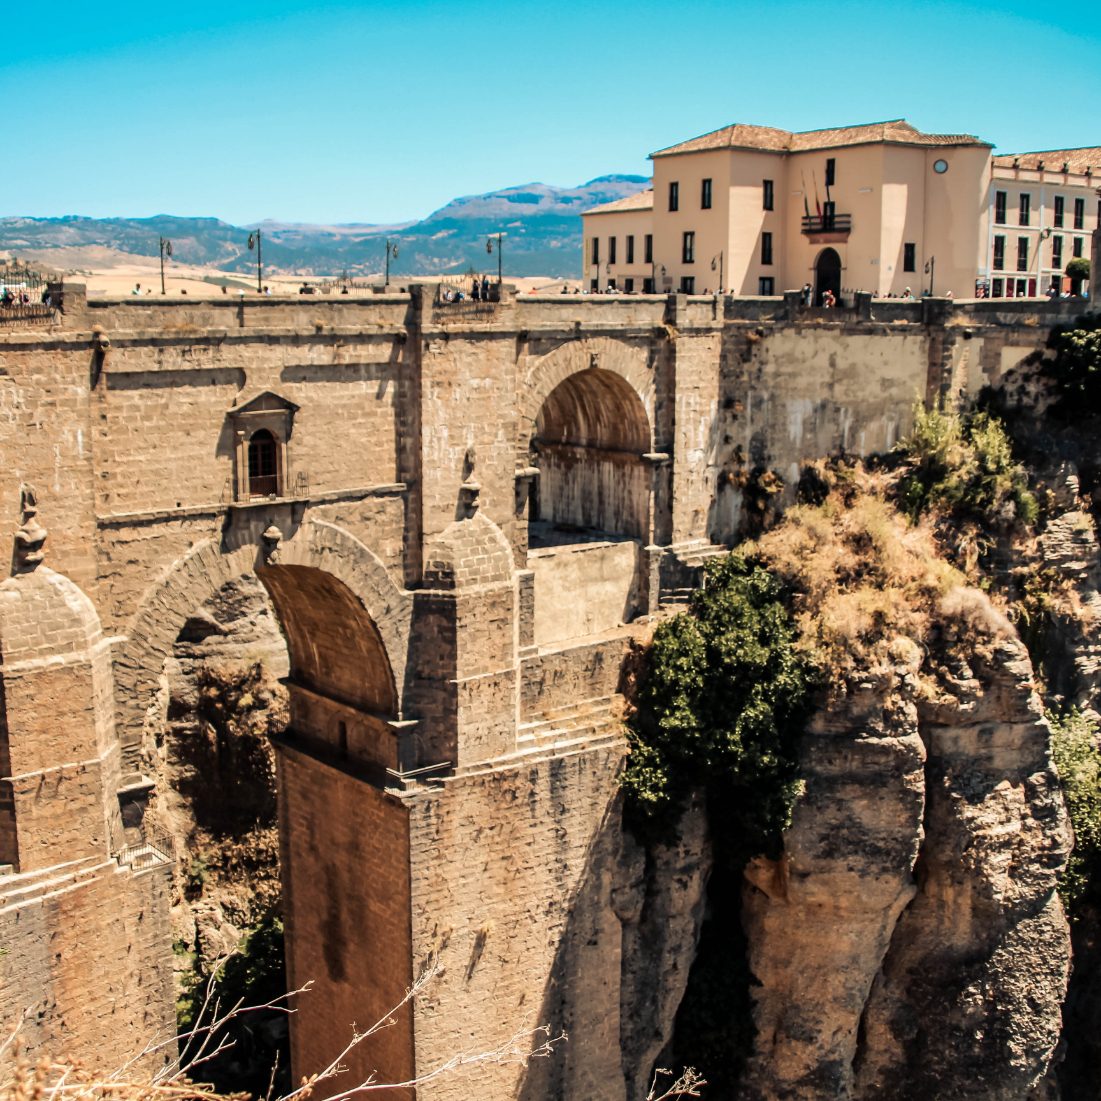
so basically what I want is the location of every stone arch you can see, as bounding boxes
[518,336,655,463]
[114,519,412,751]
[530,366,653,540]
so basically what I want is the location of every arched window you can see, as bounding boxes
[248,429,279,497]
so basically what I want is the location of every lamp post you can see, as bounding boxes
[158,236,173,295]
[247,231,263,293]
[486,232,504,285]
[384,239,399,286]
[711,251,724,295]
[924,256,935,297]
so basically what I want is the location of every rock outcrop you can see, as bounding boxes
[738,601,1071,1100]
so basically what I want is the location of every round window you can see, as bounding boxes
[933,158,949,174]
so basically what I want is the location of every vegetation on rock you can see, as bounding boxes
[1051,709,1101,916]
[1044,316,1101,410]
[622,553,814,852]
[893,404,1037,532]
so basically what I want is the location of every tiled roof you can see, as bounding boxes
[993,148,1101,175]
[582,189,654,215]
[651,119,990,158]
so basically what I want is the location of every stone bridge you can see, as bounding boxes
[0,281,1086,1098]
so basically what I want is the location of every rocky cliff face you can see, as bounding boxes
[736,603,1071,1100]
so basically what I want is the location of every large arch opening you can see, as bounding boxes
[531,367,651,544]
[527,367,652,646]
[141,551,413,1097]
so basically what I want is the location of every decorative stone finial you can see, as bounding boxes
[459,447,481,518]
[14,484,47,572]
[261,523,283,564]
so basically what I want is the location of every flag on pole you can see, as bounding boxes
[812,172,822,217]
[800,171,810,218]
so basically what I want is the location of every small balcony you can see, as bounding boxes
[801,213,852,237]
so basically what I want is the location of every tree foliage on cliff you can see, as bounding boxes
[1044,317,1101,411]
[893,404,1038,530]
[621,554,814,854]
[1051,709,1101,916]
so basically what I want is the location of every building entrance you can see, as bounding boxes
[815,247,842,305]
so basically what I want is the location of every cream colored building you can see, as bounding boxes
[986,148,1101,298]
[583,119,1100,301]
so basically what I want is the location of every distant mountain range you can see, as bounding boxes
[0,176,650,279]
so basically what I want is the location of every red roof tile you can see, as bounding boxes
[651,119,989,158]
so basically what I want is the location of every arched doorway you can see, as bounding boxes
[531,367,651,541]
[815,247,842,305]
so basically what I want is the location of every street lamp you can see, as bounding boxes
[384,239,399,286]
[486,232,504,285]
[247,231,263,293]
[159,236,173,295]
[924,256,936,297]
[710,251,724,295]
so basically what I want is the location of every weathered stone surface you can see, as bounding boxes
[739,605,1070,1100]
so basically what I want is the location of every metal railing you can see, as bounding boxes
[0,261,56,323]
[115,825,176,869]
[801,213,853,235]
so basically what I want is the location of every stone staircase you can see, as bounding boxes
[0,856,110,914]
[659,542,730,606]
[453,695,626,779]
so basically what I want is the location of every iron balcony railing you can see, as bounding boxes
[801,213,853,235]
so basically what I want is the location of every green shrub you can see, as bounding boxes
[1045,321,1101,409]
[894,404,1037,529]
[1050,709,1101,916]
[622,553,814,856]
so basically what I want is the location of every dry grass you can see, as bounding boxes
[746,465,964,693]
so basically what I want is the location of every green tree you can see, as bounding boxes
[1066,256,1091,296]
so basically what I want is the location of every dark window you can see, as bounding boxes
[822,200,836,229]
[1016,278,1027,297]
[994,191,1007,224]
[1052,235,1063,268]
[591,237,599,264]
[626,235,635,263]
[643,277,654,293]
[903,242,916,272]
[590,278,598,292]
[669,181,679,211]
[761,232,773,265]
[701,178,712,209]
[1019,193,1030,226]
[763,179,774,210]
[624,278,634,293]
[680,275,695,294]
[608,236,617,264]
[682,231,695,263]
[1074,197,1085,229]
[992,277,1004,298]
[825,158,836,186]
[644,234,653,263]
[1017,237,1028,270]
[758,276,775,295]
[1054,195,1065,227]
[1074,236,1084,258]
[248,429,278,497]
[993,235,1005,270]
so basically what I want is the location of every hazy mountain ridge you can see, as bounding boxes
[0,176,649,279]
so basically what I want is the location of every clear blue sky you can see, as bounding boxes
[5,0,1098,226]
